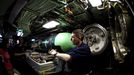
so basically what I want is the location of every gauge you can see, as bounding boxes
[83,23,108,55]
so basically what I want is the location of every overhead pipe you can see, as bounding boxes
[124,0,134,16]
[8,0,28,26]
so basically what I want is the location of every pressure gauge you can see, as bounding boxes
[83,23,108,55]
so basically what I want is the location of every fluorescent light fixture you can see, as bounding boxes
[88,0,102,7]
[42,21,60,29]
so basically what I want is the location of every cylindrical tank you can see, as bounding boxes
[54,32,76,52]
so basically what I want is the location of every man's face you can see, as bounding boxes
[71,33,80,45]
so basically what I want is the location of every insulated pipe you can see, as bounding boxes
[8,0,28,25]
[124,0,134,16]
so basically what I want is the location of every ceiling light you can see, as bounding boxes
[88,0,102,7]
[31,39,35,42]
[42,21,60,29]
[17,29,23,37]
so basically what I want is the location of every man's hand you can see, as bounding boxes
[48,49,57,56]
[49,49,71,61]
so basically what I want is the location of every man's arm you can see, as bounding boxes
[49,49,71,61]
[55,52,71,61]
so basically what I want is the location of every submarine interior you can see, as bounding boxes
[0,0,134,75]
